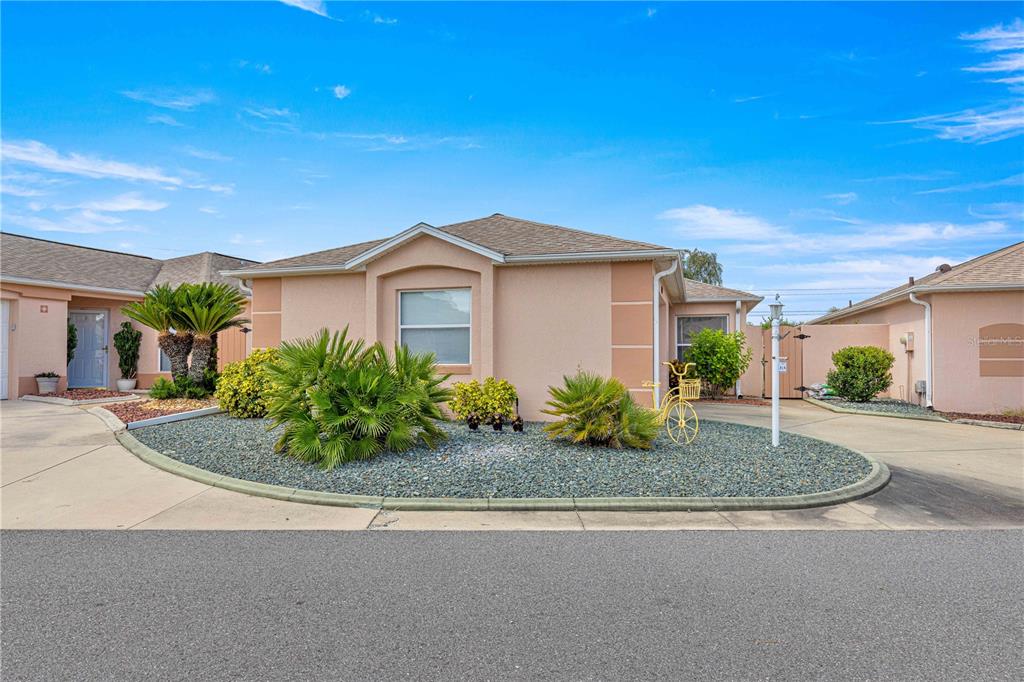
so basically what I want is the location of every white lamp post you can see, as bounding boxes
[769,295,784,447]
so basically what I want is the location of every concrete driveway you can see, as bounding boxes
[1,399,1021,531]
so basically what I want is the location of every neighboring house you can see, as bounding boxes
[222,214,762,420]
[0,233,257,399]
[808,241,1024,415]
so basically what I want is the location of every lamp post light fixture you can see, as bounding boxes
[770,294,783,447]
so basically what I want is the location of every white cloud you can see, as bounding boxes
[824,192,858,205]
[363,11,397,25]
[761,255,958,277]
[646,8,657,19]
[960,18,1024,53]
[0,182,46,197]
[229,233,266,246]
[76,192,168,212]
[188,182,235,195]
[332,84,351,100]
[182,146,233,162]
[243,106,293,120]
[122,88,216,111]
[238,60,272,74]
[915,172,1024,194]
[198,206,219,215]
[1,139,182,185]
[968,201,1024,221]
[658,204,1008,254]
[657,205,788,240]
[280,0,330,19]
[733,94,772,104]
[147,114,184,127]
[3,212,140,235]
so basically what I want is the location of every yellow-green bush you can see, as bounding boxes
[449,376,518,423]
[215,348,279,418]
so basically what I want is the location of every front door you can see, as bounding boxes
[68,310,108,388]
[1,300,9,399]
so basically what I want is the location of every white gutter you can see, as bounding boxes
[908,292,933,409]
[652,257,680,406]
[735,300,743,397]
[0,275,145,298]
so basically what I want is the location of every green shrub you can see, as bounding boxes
[149,376,210,400]
[216,348,279,418]
[685,328,752,399]
[265,327,452,469]
[826,346,894,402]
[542,371,659,449]
[449,377,518,423]
[113,321,142,380]
[66,320,77,365]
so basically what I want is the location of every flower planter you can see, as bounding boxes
[466,416,480,430]
[35,377,59,394]
[116,378,138,391]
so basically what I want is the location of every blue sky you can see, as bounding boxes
[2,1,1022,320]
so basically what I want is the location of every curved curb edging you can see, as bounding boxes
[803,396,948,422]
[114,429,891,513]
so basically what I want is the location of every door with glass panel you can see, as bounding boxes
[398,289,471,364]
[68,310,109,388]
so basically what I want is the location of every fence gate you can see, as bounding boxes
[761,325,806,399]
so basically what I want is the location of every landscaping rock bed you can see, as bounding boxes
[105,398,217,424]
[30,389,133,401]
[940,411,1024,425]
[133,416,873,499]
[815,397,939,418]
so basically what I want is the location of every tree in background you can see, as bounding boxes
[681,249,723,285]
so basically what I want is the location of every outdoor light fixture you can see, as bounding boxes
[769,294,784,321]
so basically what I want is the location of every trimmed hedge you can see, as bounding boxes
[216,348,279,417]
[826,346,894,402]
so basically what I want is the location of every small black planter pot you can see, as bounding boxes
[466,416,480,431]
[512,416,524,432]
[491,416,504,431]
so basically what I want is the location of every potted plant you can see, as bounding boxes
[113,321,142,391]
[34,372,59,394]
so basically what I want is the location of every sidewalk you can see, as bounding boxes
[2,399,1021,531]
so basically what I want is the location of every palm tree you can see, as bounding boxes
[122,284,193,382]
[175,283,248,383]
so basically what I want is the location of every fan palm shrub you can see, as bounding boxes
[543,371,659,449]
[265,327,451,469]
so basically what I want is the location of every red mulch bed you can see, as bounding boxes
[103,398,217,424]
[30,389,133,401]
[694,397,771,407]
[939,411,1024,425]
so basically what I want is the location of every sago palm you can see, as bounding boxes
[122,284,192,382]
[175,283,248,383]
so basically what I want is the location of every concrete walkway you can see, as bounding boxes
[1,399,1021,531]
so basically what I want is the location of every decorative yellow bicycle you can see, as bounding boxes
[643,361,701,444]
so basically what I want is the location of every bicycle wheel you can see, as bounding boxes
[666,401,699,444]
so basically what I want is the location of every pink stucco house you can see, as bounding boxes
[808,241,1024,415]
[222,214,762,420]
[0,233,256,399]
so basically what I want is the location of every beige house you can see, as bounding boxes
[0,233,256,398]
[808,241,1024,415]
[223,214,762,420]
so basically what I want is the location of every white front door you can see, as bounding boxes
[68,310,108,388]
[1,300,9,399]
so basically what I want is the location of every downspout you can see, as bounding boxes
[735,299,743,397]
[908,291,933,409]
[652,258,680,406]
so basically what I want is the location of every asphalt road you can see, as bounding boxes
[2,530,1022,680]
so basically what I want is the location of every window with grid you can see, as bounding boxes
[676,315,729,360]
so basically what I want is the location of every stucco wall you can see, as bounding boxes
[495,262,613,420]
[931,290,1024,414]
[1,285,70,396]
[799,323,890,393]
[281,274,366,342]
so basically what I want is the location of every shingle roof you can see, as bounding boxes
[810,241,1024,323]
[239,214,670,273]
[683,278,762,302]
[0,232,258,294]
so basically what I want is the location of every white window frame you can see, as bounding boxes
[675,314,729,360]
[399,288,472,365]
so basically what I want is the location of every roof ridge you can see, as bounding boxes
[930,240,1024,284]
[440,213,668,251]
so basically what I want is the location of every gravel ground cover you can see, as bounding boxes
[105,398,216,424]
[817,397,940,418]
[940,411,1024,425]
[133,415,873,499]
[30,389,133,401]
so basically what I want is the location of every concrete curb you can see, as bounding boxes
[125,406,223,430]
[952,418,1024,431]
[114,429,891,513]
[22,394,139,407]
[86,406,127,433]
[803,396,949,422]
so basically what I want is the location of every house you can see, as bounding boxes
[0,233,257,398]
[807,241,1024,415]
[221,214,762,420]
